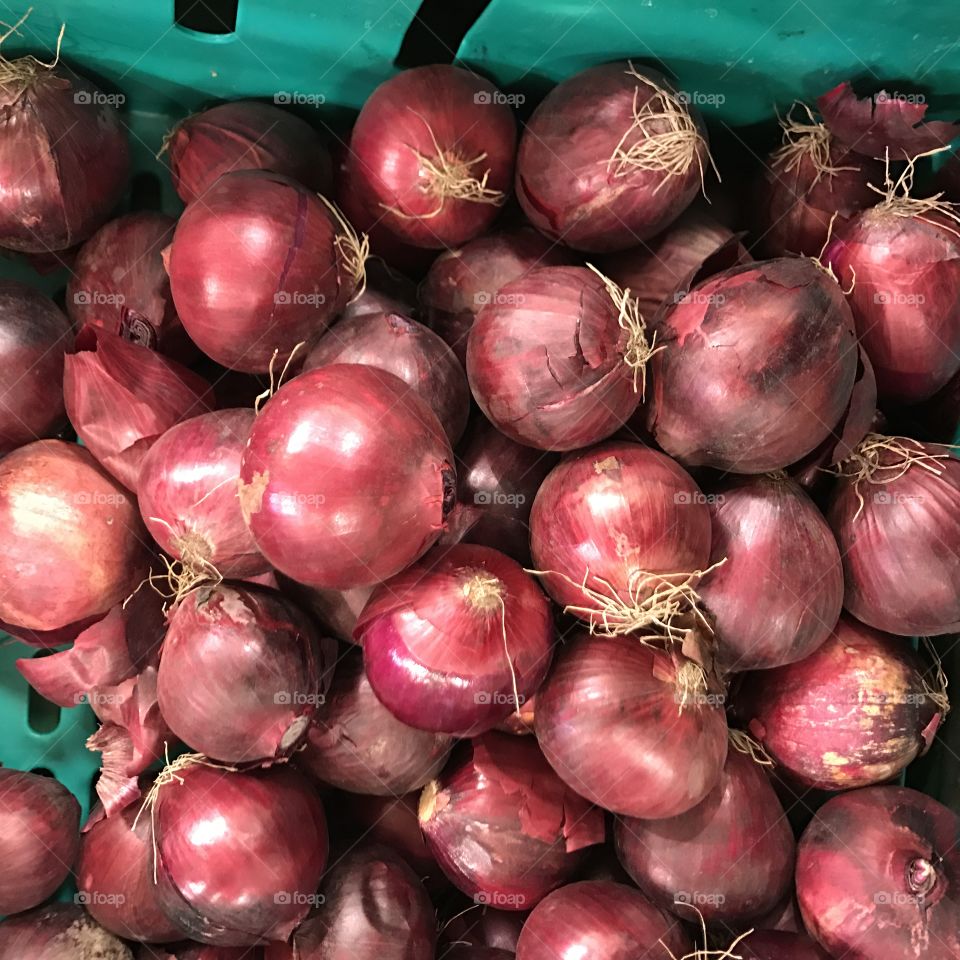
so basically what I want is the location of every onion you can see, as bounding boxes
[0,281,72,454]
[154,761,327,945]
[740,931,832,960]
[441,949,512,960]
[467,266,654,451]
[420,227,571,366]
[514,881,691,960]
[303,312,469,444]
[516,62,709,252]
[0,904,133,959]
[165,100,332,204]
[797,785,960,959]
[138,409,266,578]
[735,615,942,789]
[342,258,418,323]
[158,583,332,764]
[751,894,803,933]
[0,55,129,252]
[615,749,795,923]
[828,435,960,635]
[358,544,555,736]
[278,576,373,644]
[419,733,605,909]
[240,364,454,589]
[699,474,843,671]
[496,692,536,736]
[440,902,526,953]
[0,769,79,915]
[646,257,858,472]
[535,632,728,818]
[346,65,516,248]
[136,946,259,960]
[298,649,453,794]
[168,170,364,373]
[0,440,147,633]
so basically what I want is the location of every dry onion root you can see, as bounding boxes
[771,101,858,186]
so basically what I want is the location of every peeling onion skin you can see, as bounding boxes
[739,930,832,960]
[535,632,728,818]
[797,786,960,960]
[0,904,134,960]
[615,750,795,924]
[419,733,605,910]
[646,257,858,473]
[514,880,691,960]
[735,617,940,790]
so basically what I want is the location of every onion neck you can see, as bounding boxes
[907,857,937,898]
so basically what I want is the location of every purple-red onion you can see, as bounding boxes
[0,904,132,959]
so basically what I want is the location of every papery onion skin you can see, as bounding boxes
[514,880,691,960]
[735,616,939,789]
[240,364,454,589]
[700,474,843,671]
[358,544,555,736]
[156,764,327,946]
[419,733,605,910]
[739,930,832,960]
[615,750,795,923]
[797,786,960,960]
[0,440,147,633]
[828,442,960,636]
[0,904,133,959]
[0,769,80,915]
[466,266,642,451]
[516,62,708,252]
[647,257,858,473]
[138,409,267,578]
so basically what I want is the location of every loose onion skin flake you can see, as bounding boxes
[0,904,133,960]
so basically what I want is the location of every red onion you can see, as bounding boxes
[0,57,129,252]
[278,576,373,644]
[740,931,832,960]
[647,257,858,472]
[168,170,364,373]
[440,902,526,954]
[535,632,727,818]
[138,409,267,578]
[303,312,469,444]
[0,769,79,915]
[615,750,795,923]
[342,258,418,323]
[0,440,147,633]
[467,266,654,451]
[441,949,512,960]
[699,474,843,671]
[298,649,453,794]
[0,281,72,454]
[797,786,960,959]
[154,761,327,945]
[419,734,605,909]
[752,894,803,933]
[358,544,554,736]
[496,692,537,736]
[514,881,691,960]
[828,435,960,635]
[347,65,515,248]
[165,100,332,205]
[158,584,332,764]
[516,62,709,252]
[240,364,454,589]
[0,904,133,959]
[420,227,571,366]
[735,616,942,789]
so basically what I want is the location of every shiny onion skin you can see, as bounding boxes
[358,544,555,736]
[826,209,960,403]
[240,365,454,589]
[514,881,691,960]
[615,750,795,924]
[0,64,129,253]
[347,65,516,248]
[303,312,470,444]
[739,931,832,960]
[0,440,147,633]
[155,763,327,945]
[467,266,645,451]
[298,650,453,795]
[166,101,332,204]
[0,769,80,915]
[158,584,330,764]
[419,734,605,909]
[0,281,72,454]
[0,904,133,960]
[168,170,358,372]
[138,409,267,578]
[647,257,858,473]
[735,617,940,790]
[797,786,960,959]
[828,441,960,636]
[699,474,843,671]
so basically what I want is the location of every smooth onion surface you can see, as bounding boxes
[0,904,132,960]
